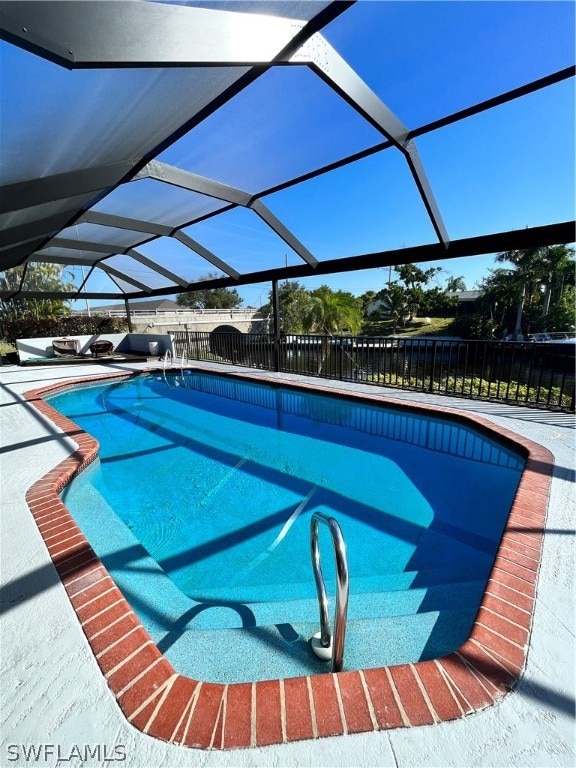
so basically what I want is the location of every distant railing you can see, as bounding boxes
[170,331,575,412]
[76,308,264,319]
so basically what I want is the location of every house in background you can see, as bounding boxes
[366,290,484,319]
[448,290,483,315]
[74,299,181,316]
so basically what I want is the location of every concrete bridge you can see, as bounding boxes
[96,308,269,335]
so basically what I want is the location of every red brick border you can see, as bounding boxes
[23,368,554,749]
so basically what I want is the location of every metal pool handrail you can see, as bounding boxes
[310,511,350,673]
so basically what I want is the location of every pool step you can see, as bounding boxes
[155,606,479,684]
[197,555,493,605]
[202,523,495,604]
[71,474,495,598]
[70,482,491,681]
[347,560,492,596]
[177,578,486,631]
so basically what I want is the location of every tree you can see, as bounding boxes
[301,286,362,335]
[377,284,411,334]
[260,281,311,334]
[537,245,575,317]
[496,248,546,337]
[418,286,459,317]
[479,268,523,334]
[495,246,575,337]
[358,290,377,317]
[301,286,362,374]
[394,264,442,320]
[543,284,576,332]
[176,272,242,309]
[445,275,467,292]
[0,263,75,321]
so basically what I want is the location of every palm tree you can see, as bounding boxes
[537,245,575,318]
[378,285,411,335]
[495,249,542,338]
[496,246,575,336]
[0,263,75,320]
[445,275,467,293]
[301,287,362,336]
[259,280,310,334]
[479,268,523,334]
[301,287,362,373]
[359,290,377,318]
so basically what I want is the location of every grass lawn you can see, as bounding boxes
[0,340,18,363]
[0,341,16,354]
[361,316,458,337]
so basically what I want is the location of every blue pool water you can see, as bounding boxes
[52,372,524,682]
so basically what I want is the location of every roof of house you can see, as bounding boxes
[449,290,483,302]
[76,299,180,314]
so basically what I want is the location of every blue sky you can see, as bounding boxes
[3,1,573,310]
[186,0,576,308]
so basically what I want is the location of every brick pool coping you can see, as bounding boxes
[23,367,554,749]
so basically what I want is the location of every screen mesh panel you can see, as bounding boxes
[0,41,250,184]
[33,249,105,265]
[264,149,438,259]
[0,194,97,232]
[164,1,331,22]
[103,255,178,290]
[322,1,575,127]
[1,1,573,301]
[56,223,154,249]
[81,268,128,296]
[134,237,227,283]
[108,276,148,294]
[157,65,383,193]
[183,207,308,273]
[92,179,229,228]
[6,261,76,292]
[415,81,575,239]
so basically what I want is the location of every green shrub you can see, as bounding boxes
[450,314,496,340]
[1,315,128,346]
[369,371,571,407]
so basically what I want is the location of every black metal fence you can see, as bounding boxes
[171,331,575,412]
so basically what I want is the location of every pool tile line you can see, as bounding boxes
[22,369,554,749]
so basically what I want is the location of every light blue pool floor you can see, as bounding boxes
[71,480,492,683]
[54,376,519,682]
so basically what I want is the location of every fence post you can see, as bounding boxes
[272,279,281,373]
[429,340,437,393]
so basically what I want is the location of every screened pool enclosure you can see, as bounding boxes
[0,1,574,309]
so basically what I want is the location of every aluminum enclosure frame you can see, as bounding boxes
[0,1,574,303]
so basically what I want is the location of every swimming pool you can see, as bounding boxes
[48,370,524,683]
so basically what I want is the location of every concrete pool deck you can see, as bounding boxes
[1,360,574,767]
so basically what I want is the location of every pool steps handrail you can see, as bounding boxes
[310,511,350,673]
[162,346,188,378]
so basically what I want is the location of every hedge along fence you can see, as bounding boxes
[1,316,128,346]
[171,331,576,413]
